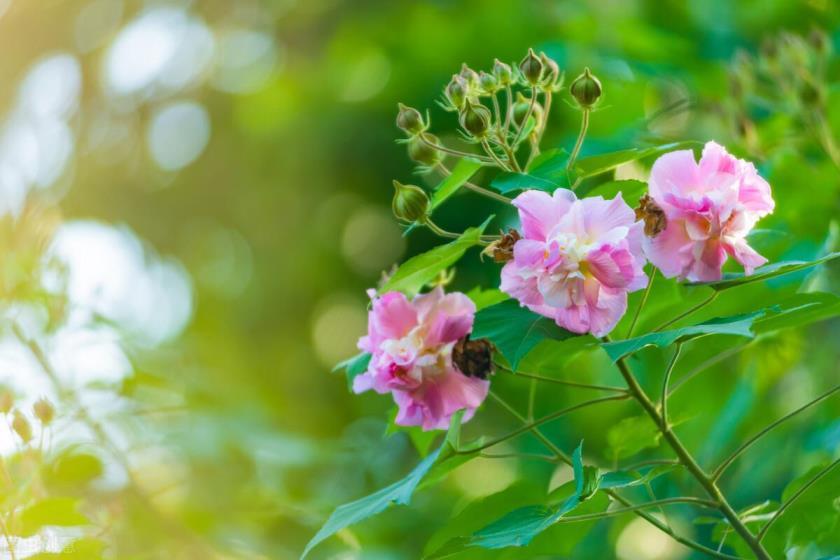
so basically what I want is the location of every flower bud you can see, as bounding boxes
[808,28,831,56]
[396,103,426,136]
[0,389,12,414]
[570,67,602,108]
[12,410,32,443]
[459,102,492,138]
[512,92,543,128]
[519,48,544,86]
[33,397,55,425]
[392,181,429,223]
[493,59,513,86]
[798,77,824,107]
[459,63,480,88]
[539,52,561,89]
[445,74,468,110]
[407,134,443,166]
[478,71,499,95]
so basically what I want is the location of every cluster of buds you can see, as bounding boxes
[0,389,55,445]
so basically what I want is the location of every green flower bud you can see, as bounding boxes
[0,389,12,415]
[539,52,561,89]
[570,67,602,108]
[392,181,429,223]
[12,410,32,443]
[808,28,831,56]
[519,48,544,86]
[396,103,426,136]
[445,74,468,110]
[478,71,499,95]
[407,134,443,166]
[799,77,824,107]
[33,397,55,425]
[512,92,543,128]
[459,63,480,88]
[459,102,493,138]
[492,59,513,86]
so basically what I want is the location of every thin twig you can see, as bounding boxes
[510,87,537,148]
[660,344,682,428]
[566,108,590,171]
[436,163,512,204]
[499,367,628,394]
[555,497,718,524]
[419,134,493,163]
[668,343,748,397]
[653,291,719,332]
[626,268,657,338]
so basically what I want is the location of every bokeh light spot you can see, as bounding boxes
[147,101,211,171]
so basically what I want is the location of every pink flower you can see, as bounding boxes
[354,287,489,431]
[645,141,775,282]
[500,189,647,337]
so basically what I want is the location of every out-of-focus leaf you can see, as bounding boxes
[430,158,484,209]
[598,464,676,489]
[18,497,89,537]
[385,408,440,457]
[754,292,840,333]
[602,309,768,362]
[445,409,466,451]
[572,141,701,178]
[27,538,106,560]
[465,287,509,311]
[333,352,371,391]
[579,179,647,202]
[381,218,491,296]
[694,252,840,291]
[43,450,104,490]
[302,445,444,558]
[473,300,577,369]
[490,172,558,194]
[607,415,662,460]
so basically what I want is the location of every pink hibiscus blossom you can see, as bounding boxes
[353,287,489,431]
[645,141,775,282]
[500,189,648,337]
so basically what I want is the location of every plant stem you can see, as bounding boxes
[481,139,513,171]
[660,344,682,427]
[555,496,719,524]
[499,366,628,394]
[436,164,513,204]
[419,133,493,163]
[503,86,514,134]
[422,218,497,244]
[479,452,557,463]
[711,384,840,481]
[566,108,590,171]
[668,343,748,397]
[510,87,537,148]
[626,268,657,338]
[613,357,772,560]
[488,392,741,560]
[494,132,521,171]
[653,291,719,332]
[756,457,840,541]
[528,90,552,168]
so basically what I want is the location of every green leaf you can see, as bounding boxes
[380,217,491,296]
[754,292,840,333]
[465,287,509,311]
[579,179,647,202]
[694,252,840,291]
[445,409,466,452]
[19,497,90,537]
[598,464,676,489]
[602,309,768,362]
[572,141,701,179]
[606,415,663,460]
[302,445,444,558]
[27,538,106,560]
[43,450,104,490]
[333,352,371,391]
[467,495,581,549]
[490,172,558,194]
[430,158,484,210]
[472,300,577,369]
[528,148,570,183]
[385,408,440,457]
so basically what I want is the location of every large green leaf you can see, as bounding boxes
[578,179,647,202]
[302,445,444,558]
[489,149,572,194]
[19,497,90,537]
[472,300,577,369]
[572,141,701,179]
[380,217,491,296]
[606,415,663,460]
[693,252,840,291]
[754,292,840,333]
[527,148,570,181]
[490,172,558,194]
[430,158,484,209]
[465,287,509,311]
[601,309,768,362]
[333,352,371,390]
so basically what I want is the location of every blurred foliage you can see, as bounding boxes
[0,0,837,559]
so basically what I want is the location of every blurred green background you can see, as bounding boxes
[0,0,838,558]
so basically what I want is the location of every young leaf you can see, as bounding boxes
[467,495,581,549]
[606,415,663,460]
[472,300,577,369]
[430,158,484,209]
[333,352,371,390]
[380,218,491,296]
[465,287,509,311]
[302,445,444,558]
[571,141,701,179]
[693,251,840,291]
[19,497,90,537]
[602,309,769,362]
[490,172,558,194]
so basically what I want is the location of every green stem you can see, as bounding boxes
[626,268,657,338]
[499,366,628,394]
[419,134,493,163]
[712,385,840,481]
[503,86,514,135]
[422,218,497,244]
[668,343,747,397]
[510,87,537,148]
[653,291,719,332]
[479,451,557,463]
[555,497,718,524]
[566,108,590,171]
[757,457,840,541]
[613,357,772,560]
[481,139,513,171]
[527,90,552,168]
[660,344,682,428]
[436,164,512,204]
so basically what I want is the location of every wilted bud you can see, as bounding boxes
[407,134,443,166]
[478,71,499,95]
[635,194,667,237]
[392,181,429,223]
[396,103,426,136]
[459,63,480,88]
[0,390,12,414]
[482,228,521,263]
[512,92,543,128]
[493,58,513,86]
[519,48,544,86]
[570,67,602,108]
[33,397,55,425]
[459,102,492,138]
[539,52,561,89]
[445,74,469,110]
[12,410,32,443]
[452,335,495,379]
